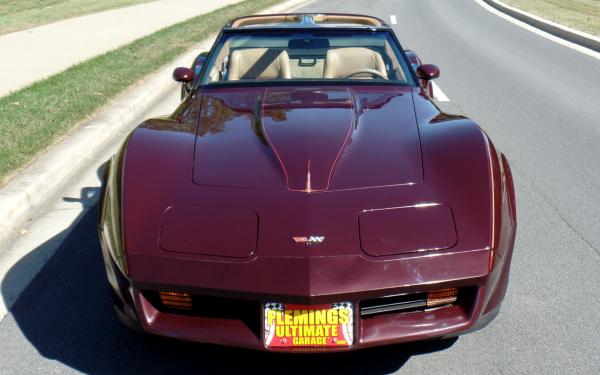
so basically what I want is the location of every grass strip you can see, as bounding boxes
[0,0,155,36]
[502,0,600,36]
[0,0,283,184]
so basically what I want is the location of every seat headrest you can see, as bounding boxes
[323,47,387,79]
[228,48,292,81]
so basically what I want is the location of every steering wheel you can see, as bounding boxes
[344,69,387,79]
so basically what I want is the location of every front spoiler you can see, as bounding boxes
[105,247,512,352]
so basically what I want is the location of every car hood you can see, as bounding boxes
[122,84,493,283]
[192,86,423,191]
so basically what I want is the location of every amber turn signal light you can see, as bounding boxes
[159,291,192,310]
[426,288,458,307]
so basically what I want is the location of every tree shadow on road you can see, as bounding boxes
[1,192,457,374]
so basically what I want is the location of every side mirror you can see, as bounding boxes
[172,67,194,83]
[416,64,440,80]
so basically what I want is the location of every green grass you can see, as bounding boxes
[0,0,156,35]
[0,0,283,184]
[502,0,600,36]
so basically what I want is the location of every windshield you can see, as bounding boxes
[200,29,415,86]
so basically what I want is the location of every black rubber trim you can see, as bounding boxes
[360,292,430,317]
[361,300,427,316]
[481,0,600,52]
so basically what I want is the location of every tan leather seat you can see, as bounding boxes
[323,47,387,79]
[228,48,292,80]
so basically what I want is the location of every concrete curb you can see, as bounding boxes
[0,0,312,242]
[481,0,600,52]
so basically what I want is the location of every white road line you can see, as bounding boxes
[473,0,600,60]
[431,82,450,102]
[389,15,397,25]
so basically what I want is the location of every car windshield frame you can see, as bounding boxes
[196,27,418,88]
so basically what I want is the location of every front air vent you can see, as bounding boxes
[361,293,428,317]
[361,288,460,318]
[143,291,262,337]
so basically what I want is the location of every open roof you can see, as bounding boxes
[227,13,388,29]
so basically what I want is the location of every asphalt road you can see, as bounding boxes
[1,0,599,373]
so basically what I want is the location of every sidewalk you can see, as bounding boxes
[0,0,241,97]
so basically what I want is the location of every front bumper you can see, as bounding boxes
[105,247,513,352]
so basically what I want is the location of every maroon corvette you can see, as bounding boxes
[98,13,516,352]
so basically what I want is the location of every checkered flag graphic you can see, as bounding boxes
[265,303,284,310]
[264,302,284,345]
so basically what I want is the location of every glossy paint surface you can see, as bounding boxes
[159,206,258,257]
[172,67,194,83]
[192,87,423,192]
[416,64,440,80]
[359,204,457,256]
[261,88,355,192]
[98,39,516,351]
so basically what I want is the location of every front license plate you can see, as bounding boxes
[263,302,353,348]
